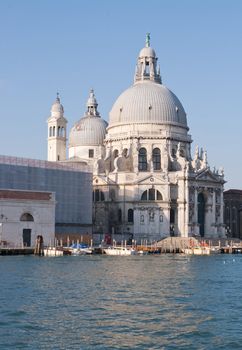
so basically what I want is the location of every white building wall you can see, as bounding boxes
[68,144,104,163]
[0,197,55,247]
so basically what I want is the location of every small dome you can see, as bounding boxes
[51,96,64,115]
[69,116,107,146]
[47,93,67,123]
[69,89,108,147]
[139,46,156,58]
[109,81,187,128]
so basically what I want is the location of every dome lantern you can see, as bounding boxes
[134,33,161,84]
[86,89,99,116]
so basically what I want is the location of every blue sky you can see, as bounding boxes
[0,0,241,189]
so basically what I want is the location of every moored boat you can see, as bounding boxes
[103,246,136,256]
[44,247,71,256]
[69,243,93,255]
[183,246,210,255]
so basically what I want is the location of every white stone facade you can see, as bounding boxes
[48,36,225,243]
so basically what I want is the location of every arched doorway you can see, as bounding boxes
[20,213,34,247]
[197,193,205,237]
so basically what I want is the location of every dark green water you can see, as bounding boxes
[0,254,242,349]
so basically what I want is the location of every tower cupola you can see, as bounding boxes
[134,33,161,84]
[86,89,99,116]
[50,93,64,118]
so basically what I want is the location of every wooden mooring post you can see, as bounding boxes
[34,235,44,256]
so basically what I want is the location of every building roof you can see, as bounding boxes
[0,189,53,201]
[224,189,242,195]
[109,81,187,128]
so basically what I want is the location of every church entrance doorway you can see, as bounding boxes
[197,193,205,237]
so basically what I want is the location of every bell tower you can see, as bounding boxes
[47,93,67,161]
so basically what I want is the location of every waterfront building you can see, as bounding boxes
[47,35,225,243]
[0,155,92,246]
[224,189,242,239]
[0,189,55,247]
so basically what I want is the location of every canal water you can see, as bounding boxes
[0,254,242,349]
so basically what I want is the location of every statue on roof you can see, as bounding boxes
[146,33,150,47]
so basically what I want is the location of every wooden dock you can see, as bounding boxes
[220,247,242,254]
[0,247,34,255]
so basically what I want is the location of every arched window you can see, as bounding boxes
[145,62,150,75]
[138,148,147,171]
[141,189,163,201]
[58,126,61,137]
[149,188,155,200]
[128,209,134,223]
[61,127,65,137]
[157,191,162,200]
[141,190,148,200]
[93,189,105,202]
[152,148,161,170]
[20,213,34,222]
[49,127,52,137]
[53,126,56,137]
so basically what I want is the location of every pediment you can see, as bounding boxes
[195,169,220,183]
[135,173,168,185]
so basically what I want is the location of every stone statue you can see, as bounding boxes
[146,33,150,47]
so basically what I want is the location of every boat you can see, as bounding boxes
[69,243,93,255]
[103,246,136,256]
[183,246,210,255]
[44,247,71,256]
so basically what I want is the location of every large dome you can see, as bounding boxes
[109,81,187,128]
[108,37,187,130]
[69,89,107,147]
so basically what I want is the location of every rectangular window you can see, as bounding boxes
[89,149,94,158]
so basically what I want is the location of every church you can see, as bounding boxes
[47,35,226,243]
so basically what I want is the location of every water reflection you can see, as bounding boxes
[0,255,242,349]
